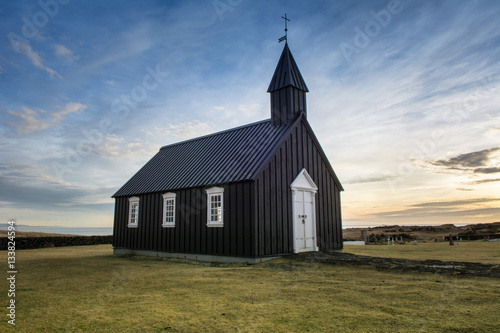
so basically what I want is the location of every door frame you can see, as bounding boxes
[291,169,318,253]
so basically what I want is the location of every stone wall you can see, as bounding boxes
[2,236,113,250]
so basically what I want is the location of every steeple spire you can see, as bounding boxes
[267,43,308,93]
[268,42,309,127]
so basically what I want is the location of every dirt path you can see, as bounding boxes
[292,251,500,278]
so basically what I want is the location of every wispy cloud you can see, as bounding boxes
[432,148,499,168]
[54,44,78,62]
[142,121,215,140]
[5,102,86,134]
[372,207,500,220]
[345,175,394,184]
[367,197,500,220]
[10,39,62,78]
[410,198,500,208]
[77,21,155,73]
[209,104,263,121]
[466,178,500,185]
[93,134,158,161]
[474,167,500,174]
[429,147,500,174]
[0,163,113,210]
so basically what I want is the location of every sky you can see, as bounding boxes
[0,0,499,229]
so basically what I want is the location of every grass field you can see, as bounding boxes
[1,244,499,332]
[344,240,500,265]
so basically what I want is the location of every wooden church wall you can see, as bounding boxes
[113,181,256,257]
[254,119,343,256]
[270,86,307,126]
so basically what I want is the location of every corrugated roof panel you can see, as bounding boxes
[223,127,258,180]
[112,119,294,197]
[211,126,254,182]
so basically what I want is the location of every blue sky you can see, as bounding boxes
[1,0,499,228]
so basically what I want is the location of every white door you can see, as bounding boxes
[294,190,316,252]
[291,169,318,253]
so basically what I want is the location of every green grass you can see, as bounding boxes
[344,240,500,265]
[1,245,499,332]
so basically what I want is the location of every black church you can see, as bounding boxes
[112,42,344,263]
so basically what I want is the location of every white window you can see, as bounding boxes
[162,192,176,228]
[206,187,224,227]
[128,197,139,228]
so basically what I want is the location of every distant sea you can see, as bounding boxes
[0,225,113,236]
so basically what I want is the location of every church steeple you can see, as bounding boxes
[267,43,309,126]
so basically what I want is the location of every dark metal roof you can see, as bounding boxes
[267,43,309,93]
[112,119,293,197]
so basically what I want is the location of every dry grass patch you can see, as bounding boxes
[0,245,498,332]
[344,240,500,265]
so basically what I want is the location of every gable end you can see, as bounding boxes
[252,113,343,191]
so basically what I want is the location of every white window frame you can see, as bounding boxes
[162,192,176,228]
[206,187,224,227]
[128,197,140,228]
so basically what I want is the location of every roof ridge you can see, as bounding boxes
[159,118,272,150]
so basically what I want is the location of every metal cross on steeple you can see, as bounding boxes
[278,13,290,43]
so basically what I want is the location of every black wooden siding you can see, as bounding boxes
[254,117,343,256]
[270,86,307,127]
[113,182,256,257]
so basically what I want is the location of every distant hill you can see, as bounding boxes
[343,222,500,242]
